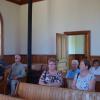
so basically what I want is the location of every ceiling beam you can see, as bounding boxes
[6,0,43,5]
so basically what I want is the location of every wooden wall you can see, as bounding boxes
[3,54,100,65]
[68,54,100,67]
[90,56,100,62]
[3,55,56,64]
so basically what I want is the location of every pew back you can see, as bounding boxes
[16,82,71,100]
[16,82,100,100]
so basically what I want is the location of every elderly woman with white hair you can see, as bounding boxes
[66,60,80,78]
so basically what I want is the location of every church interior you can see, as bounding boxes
[0,0,100,99]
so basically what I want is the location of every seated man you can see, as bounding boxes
[89,59,100,75]
[7,55,26,95]
[66,60,80,78]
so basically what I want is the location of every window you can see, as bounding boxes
[0,13,3,56]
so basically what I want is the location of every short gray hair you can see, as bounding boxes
[72,60,79,65]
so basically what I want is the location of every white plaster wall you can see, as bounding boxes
[20,0,100,55]
[20,1,50,54]
[0,0,20,54]
[0,0,100,55]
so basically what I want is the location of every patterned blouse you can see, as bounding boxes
[39,71,63,86]
[74,73,95,91]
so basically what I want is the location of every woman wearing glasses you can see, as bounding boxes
[39,58,63,87]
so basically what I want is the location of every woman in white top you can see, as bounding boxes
[72,59,95,91]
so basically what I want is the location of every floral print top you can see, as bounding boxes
[74,73,95,91]
[39,71,63,86]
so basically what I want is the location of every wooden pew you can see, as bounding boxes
[16,82,80,100]
[0,94,24,100]
[15,82,100,100]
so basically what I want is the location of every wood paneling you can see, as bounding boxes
[6,0,43,5]
[3,54,100,66]
[3,55,15,64]
[3,55,56,64]
[90,56,100,62]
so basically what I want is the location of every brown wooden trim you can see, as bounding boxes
[6,0,44,5]
[64,30,90,35]
[0,13,4,57]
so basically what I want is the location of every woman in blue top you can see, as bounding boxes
[71,59,95,91]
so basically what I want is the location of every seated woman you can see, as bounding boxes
[71,59,95,91]
[89,59,100,75]
[39,58,63,87]
[66,60,80,78]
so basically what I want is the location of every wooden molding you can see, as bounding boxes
[6,0,44,5]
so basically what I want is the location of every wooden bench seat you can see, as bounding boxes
[16,82,100,100]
